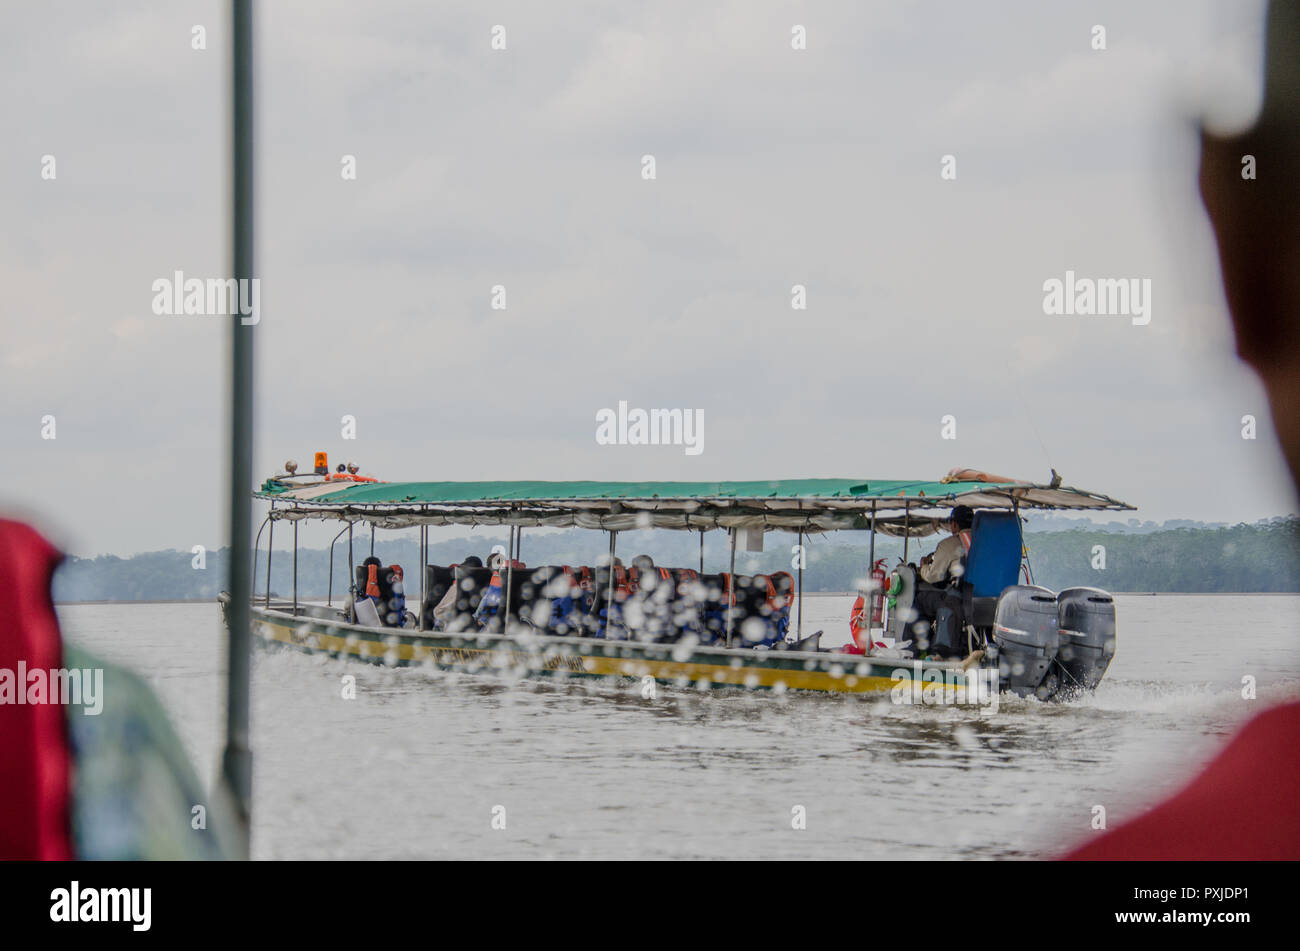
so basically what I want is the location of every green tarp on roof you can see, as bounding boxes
[255,476,1133,532]
[260,478,979,505]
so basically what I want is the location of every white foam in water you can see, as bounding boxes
[54,594,1300,859]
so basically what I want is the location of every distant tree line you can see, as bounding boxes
[50,517,1300,602]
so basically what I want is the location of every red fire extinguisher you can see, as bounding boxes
[870,558,887,625]
[848,560,889,652]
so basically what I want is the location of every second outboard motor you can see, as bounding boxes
[1056,587,1117,692]
[993,585,1060,699]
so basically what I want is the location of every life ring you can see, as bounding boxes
[850,594,888,651]
[849,595,868,648]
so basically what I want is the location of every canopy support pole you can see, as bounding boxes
[291,521,298,617]
[1014,498,1032,585]
[796,528,804,639]
[606,530,618,638]
[725,528,737,648]
[867,501,877,649]
[502,524,516,633]
[418,525,427,629]
[326,524,348,606]
[699,530,704,574]
[347,521,355,622]
[370,522,375,558]
[902,503,910,563]
[418,524,428,634]
[264,516,273,607]
[251,516,269,596]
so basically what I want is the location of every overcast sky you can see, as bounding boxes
[2,0,1292,557]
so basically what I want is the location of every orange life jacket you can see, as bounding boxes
[489,560,525,587]
[365,564,380,598]
[673,568,698,597]
[597,564,629,600]
[766,571,795,611]
[629,566,672,594]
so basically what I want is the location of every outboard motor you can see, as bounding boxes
[993,585,1060,699]
[1056,587,1117,692]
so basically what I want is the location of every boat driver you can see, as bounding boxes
[911,505,974,657]
[919,505,974,585]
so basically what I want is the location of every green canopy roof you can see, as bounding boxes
[255,475,1133,534]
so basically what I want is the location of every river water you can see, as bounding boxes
[55,594,1300,859]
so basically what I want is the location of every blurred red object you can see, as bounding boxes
[0,520,74,860]
[1066,702,1300,860]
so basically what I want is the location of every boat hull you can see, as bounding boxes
[246,603,982,696]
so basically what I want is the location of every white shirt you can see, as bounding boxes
[920,531,971,584]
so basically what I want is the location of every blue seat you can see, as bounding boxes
[962,512,1023,620]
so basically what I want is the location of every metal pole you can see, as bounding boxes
[606,529,618,638]
[251,516,269,596]
[502,524,515,633]
[264,516,273,607]
[370,522,375,558]
[868,502,877,575]
[418,525,426,629]
[902,503,910,563]
[1014,498,1032,584]
[796,528,803,639]
[220,0,255,861]
[327,524,348,606]
[292,520,298,616]
[725,528,737,647]
[699,530,704,574]
[868,501,877,643]
[347,521,354,621]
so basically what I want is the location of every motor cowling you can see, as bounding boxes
[993,585,1060,699]
[1056,587,1116,692]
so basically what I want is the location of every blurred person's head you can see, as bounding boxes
[1200,1,1300,488]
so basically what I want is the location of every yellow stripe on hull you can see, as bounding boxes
[253,614,974,697]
